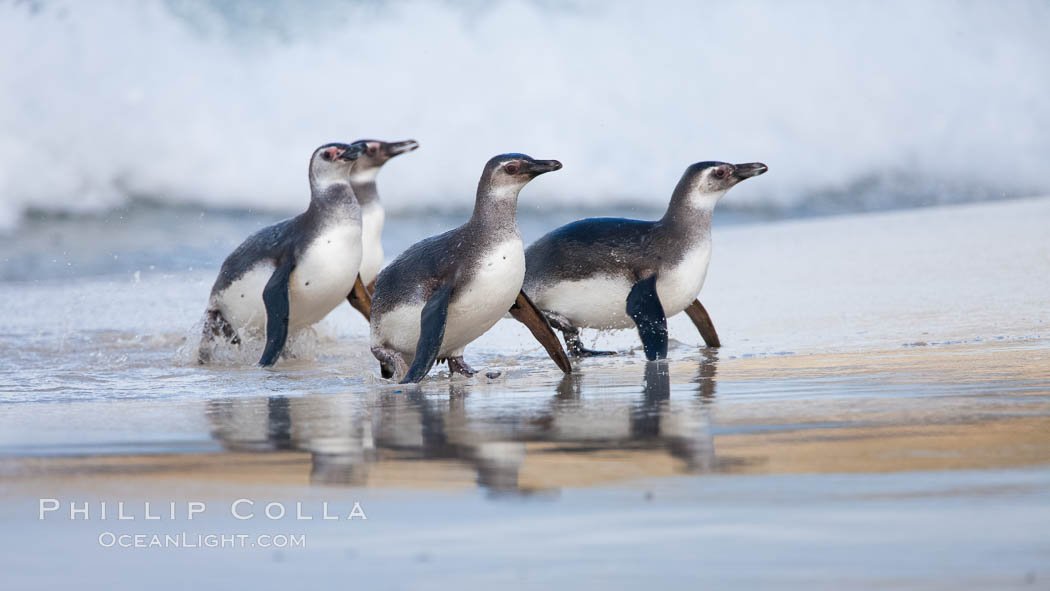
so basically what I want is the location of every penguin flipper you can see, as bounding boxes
[626,275,668,361]
[346,275,372,321]
[259,257,295,367]
[401,283,454,384]
[684,299,720,348]
[509,290,572,374]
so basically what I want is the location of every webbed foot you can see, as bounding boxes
[447,356,478,377]
[372,346,408,380]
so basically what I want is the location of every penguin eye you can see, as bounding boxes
[713,168,727,179]
[368,145,378,155]
[505,162,520,175]
[321,150,333,161]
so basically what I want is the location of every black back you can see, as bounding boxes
[523,214,708,290]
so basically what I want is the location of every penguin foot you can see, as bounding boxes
[199,309,240,364]
[570,346,617,358]
[446,356,478,377]
[562,329,615,358]
[372,346,408,381]
[544,312,615,359]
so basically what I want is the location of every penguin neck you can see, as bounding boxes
[350,179,380,207]
[308,181,360,221]
[349,167,381,207]
[659,185,721,242]
[470,186,521,235]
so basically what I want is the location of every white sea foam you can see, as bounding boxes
[1,0,1048,229]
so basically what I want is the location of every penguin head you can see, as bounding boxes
[309,142,366,188]
[479,153,563,200]
[350,139,420,183]
[678,161,768,206]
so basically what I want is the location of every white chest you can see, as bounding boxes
[374,238,525,358]
[441,238,526,352]
[288,223,363,328]
[655,241,712,316]
[359,202,385,284]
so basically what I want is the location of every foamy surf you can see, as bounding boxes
[2,0,1049,230]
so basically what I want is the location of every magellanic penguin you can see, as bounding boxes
[348,139,419,289]
[369,153,573,383]
[522,161,768,360]
[199,141,374,366]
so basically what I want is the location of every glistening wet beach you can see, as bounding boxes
[2,338,1049,588]
[1,196,1048,587]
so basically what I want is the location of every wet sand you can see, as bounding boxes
[4,339,1049,486]
[1,338,1048,589]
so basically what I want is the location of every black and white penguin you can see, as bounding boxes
[369,153,572,383]
[522,161,768,360]
[348,139,419,290]
[199,141,373,366]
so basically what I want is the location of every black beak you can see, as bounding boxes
[385,139,419,157]
[340,143,366,161]
[525,159,563,175]
[732,162,768,181]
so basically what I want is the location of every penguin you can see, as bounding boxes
[522,161,768,360]
[198,141,373,366]
[369,153,572,383]
[347,139,419,290]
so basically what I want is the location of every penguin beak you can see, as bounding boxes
[340,143,366,161]
[732,162,768,181]
[525,159,563,176]
[385,139,419,157]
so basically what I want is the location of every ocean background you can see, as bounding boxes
[2,0,1049,233]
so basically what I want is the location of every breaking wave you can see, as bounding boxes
[1,0,1048,229]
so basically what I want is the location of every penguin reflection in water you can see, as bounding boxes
[523,161,768,360]
[369,154,572,383]
[198,142,374,365]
